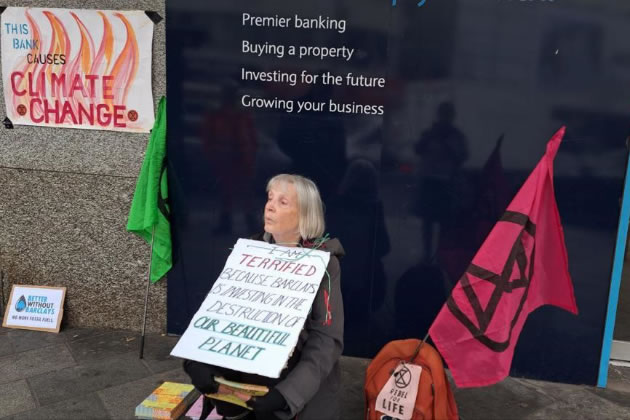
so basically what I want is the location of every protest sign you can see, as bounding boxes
[375,362,422,420]
[171,238,331,378]
[2,284,66,332]
[1,7,154,132]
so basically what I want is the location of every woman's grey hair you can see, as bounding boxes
[266,174,325,240]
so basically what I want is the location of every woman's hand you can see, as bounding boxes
[246,388,287,413]
[182,360,220,394]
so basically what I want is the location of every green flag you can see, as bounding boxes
[127,97,172,283]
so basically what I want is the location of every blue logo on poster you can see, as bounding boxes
[15,295,27,312]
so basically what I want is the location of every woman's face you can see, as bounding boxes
[264,182,300,242]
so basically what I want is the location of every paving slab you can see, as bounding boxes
[66,330,141,363]
[340,356,370,420]
[0,343,75,384]
[97,367,191,420]
[453,377,556,420]
[0,334,14,357]
[58,327,110,343]
[518,378,630,419]
[587,386,630,414]
[138,334,182,374]
[607,364,630,394]
[0,379,37,418]
[7,329,67,353]
[28,351,150,406]
[10,392,110,420]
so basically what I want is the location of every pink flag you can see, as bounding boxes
[429,127,578,388]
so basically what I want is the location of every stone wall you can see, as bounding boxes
[0,0,167,333]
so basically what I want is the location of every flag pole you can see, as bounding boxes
[139,225,156,359]
[408,331,430,363]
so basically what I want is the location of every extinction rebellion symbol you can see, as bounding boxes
[446,211,536,352]
[394,365,412,388]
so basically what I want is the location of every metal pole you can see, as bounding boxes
[408,331,431,363]
[139,225,156,359]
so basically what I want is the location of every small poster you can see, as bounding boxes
[375,362,422,420]
[1,7,154,132]
[2,284,66,332]
[171,238,331,378]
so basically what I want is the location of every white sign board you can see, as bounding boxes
[171,238,331,378]
[1,7,155,132]
[2,285,66,332]
[376,362,422,420]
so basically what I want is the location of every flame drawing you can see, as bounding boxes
[109,13,139,106]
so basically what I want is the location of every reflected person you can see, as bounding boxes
[414,102,469,263]
[201,82,258,234]
[276,82,347,200]
[326,159,390,356]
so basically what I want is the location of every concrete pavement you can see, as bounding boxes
[0,326,629,419]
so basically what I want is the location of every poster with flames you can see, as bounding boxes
[1,7,154,132]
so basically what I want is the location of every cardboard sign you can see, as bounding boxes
[1,7,155,132]
[375,362,422,420]
[171,238,331,378]
[2,285,66,332]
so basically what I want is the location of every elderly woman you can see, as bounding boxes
[184,174,345,420]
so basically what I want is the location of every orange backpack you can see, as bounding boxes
[365,339,459,420]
